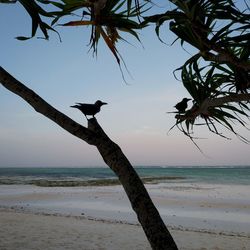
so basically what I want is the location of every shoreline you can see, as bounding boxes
[0,205,249,239]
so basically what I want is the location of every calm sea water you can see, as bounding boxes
[0,166,249,186]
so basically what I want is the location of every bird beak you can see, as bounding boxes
[101,102,107,105]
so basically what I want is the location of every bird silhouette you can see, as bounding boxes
[174,98,191,113]
[70,100,107,119]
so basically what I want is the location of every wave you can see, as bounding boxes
[0,176,186,187]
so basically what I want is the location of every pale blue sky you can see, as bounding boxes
[0,2,249,167]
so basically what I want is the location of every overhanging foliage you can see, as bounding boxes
[143,0,250,142]
[2,0,250,142]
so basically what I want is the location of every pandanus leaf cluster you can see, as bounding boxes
[143,0,250,142]
[14,0,148,67]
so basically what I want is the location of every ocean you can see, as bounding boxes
[0,166,249,187]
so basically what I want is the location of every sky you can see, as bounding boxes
[0,1,250,167]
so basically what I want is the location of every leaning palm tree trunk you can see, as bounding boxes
[0,66,178,250]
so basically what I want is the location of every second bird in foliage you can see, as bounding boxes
[174,98,191,113]
[70,100,107,119]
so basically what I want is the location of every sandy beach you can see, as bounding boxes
[0,183,250,249]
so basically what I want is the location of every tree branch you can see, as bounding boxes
[201,51,250,71]
[0,0,17,3]
[176,93,250,120]
[0,66,178,250]
[0,66,96,145]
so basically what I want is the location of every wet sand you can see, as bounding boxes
[0,183,250,249]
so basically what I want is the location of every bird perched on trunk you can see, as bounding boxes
[174,98,191,113]
[70,100,107,119]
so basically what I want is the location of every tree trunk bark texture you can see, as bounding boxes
[0,66,178,250]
